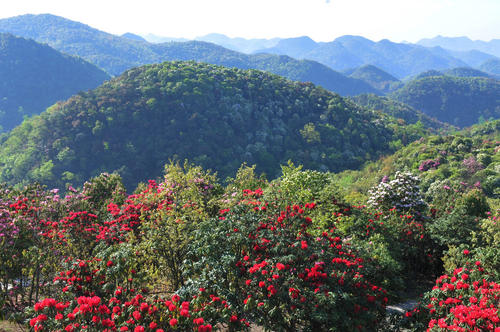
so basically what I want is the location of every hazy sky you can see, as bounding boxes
[1,0,499,42]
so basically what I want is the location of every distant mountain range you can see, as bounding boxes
[194,33,280,54]
[1,14,498,83]
[418,36,500,58]
[254,35,498,79]
[0,33,109,131]
[0,14,376,96]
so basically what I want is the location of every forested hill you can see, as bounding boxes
[0,14,375,96]
[350,94,449,130]
[346,64,402,93]
[335,120,500,201]
[0,62,419,189]
[0,33,110,131]
[391,75,500,127]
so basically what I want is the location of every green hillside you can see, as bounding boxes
[443,67,493,78]
[347,64,402,93]
[0,33,110,131]
[0,14,375,96]
[0,62,419,189]
[335,120,500,203]
[350,94,449,130]
[391,75,500,127]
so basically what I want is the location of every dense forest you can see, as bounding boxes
[0,61,427,190]
[391,75,500,127]
[349,94,448,130]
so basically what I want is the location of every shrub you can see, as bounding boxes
[368,171,426,214]
[183,191,387,331]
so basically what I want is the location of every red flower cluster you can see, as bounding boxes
[425,259,499,331]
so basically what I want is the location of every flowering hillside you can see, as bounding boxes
[0,160,497,331]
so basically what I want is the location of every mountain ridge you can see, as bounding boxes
[0,14,376,96]
[0,32,110,131]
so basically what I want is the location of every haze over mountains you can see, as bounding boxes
[417,36,500,58]
[0,32,109,131]
[1,14,498,81]
[0,14,377,97]
[254,35,499,78]
[0,13,498,133]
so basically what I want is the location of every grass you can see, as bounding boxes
[0,320,25,332]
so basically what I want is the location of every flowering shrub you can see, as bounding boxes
[183,193,387,331]
[422,252,500,331]
[27,254,245,332]
[419,159,441,172]
[462,156,484,176]
[337,206,439,295]
[2,161,496,331]
[368,171,426,213]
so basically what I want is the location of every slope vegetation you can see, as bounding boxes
[0,62,415,189]
[391,75,500,127]
[335,120,500,201]
[350,94,448,130]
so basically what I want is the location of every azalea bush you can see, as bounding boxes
[368,171,426,214]
[183,189,387,331]
[26,249,245,332]
[336,206,439,297]
[423,251,499,331]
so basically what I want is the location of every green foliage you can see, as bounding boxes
[391,75,500,127]
[0,61,414,189]
[276,161,330,203]
[136,162,221,290]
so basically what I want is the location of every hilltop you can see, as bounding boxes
[390,75,500,127]
[345,64,402,93]
[0,61,422,189]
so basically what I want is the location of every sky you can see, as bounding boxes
[0,0,499,42]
